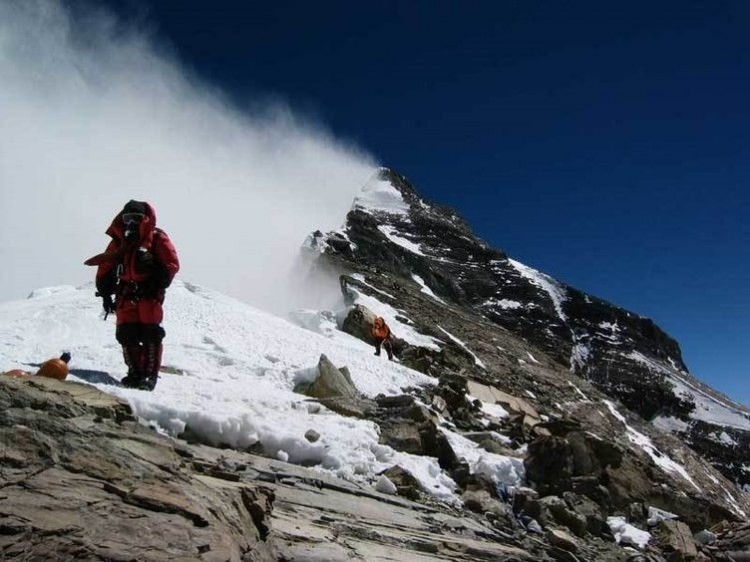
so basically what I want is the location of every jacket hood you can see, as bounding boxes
[105,200,158,247]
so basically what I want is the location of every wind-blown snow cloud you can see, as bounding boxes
[0,0,375,312]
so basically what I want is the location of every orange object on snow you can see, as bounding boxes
[36,352,71,381]
[4,369,29,378]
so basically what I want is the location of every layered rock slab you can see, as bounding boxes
[0,375,276,561]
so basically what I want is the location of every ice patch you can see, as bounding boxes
[437,326,486,369]
[442,429,525,487]
[350,273,396,300]
[411,273,446,304]
[568,381,590,401]
[352,173,410,216]
[27,285,78,299]
[378,225,424,255]
[607,516,651,549]
[652,416,689,434]
[483,298,523,310]
[628,351,750,431]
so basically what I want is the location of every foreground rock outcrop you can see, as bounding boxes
[0,375,276,561]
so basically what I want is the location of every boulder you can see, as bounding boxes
[562,491,608,537]
[462,431,517,456]
[304,429,321,443]
[525,430,623,499]
[539,496,588,537]
[309,354,359,400]
[462,489,508,517]
[379,465,422,500]
[340,304,378,344]
[547,528,580,553]
[653,520,698,561]
[379,419,459,471]
[294,355,375,418]
[399,345,440,375]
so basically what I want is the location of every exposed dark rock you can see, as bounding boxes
[562,491,609,537]
[539,496,588,537]
[710,520,750,560]
[525,431,622,498]
[653,520,699,561]
[462,431,518,456]
[681,420,750,488]
[304,429,321,443]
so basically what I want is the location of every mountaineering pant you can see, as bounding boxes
[115,297,165,389]
[374,337,393,360]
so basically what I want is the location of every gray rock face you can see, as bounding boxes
[653,520,699,560]
[293,354,375,418]
[313,167,750,490]
[0,375,276,561]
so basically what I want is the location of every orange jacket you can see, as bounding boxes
[371,317,391,340]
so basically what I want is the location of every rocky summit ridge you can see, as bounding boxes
[310,167,750,490]
[303,167,750,559]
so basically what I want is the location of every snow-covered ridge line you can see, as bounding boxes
[508,259,568,321]
[0,282,457,497]
[352,173,410,216]
[437,326,486,369]
[378,225,424,255]
[411,273,446,304]
[627,351,750,431]
[350,274,396,300]
[603,400,700,491]
[2,281,537,506]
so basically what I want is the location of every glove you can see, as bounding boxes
[141,269,170,298]
[102,294,115,314]
[135,248,155,274]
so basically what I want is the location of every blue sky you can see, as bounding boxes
[98,0,749,406]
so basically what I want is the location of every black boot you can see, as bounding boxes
[121,344,143,388]
[137,373,158,391]
[121,371,145,388]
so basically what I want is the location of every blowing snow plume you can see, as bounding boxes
[0,0,375,312]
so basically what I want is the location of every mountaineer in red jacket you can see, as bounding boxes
[85,200,179,390]
[371,316,394,361]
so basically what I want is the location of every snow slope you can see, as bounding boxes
[0,281,523,501]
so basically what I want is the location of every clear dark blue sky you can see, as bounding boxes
[97,0,749,405]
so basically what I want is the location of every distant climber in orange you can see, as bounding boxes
[371,317,393,361]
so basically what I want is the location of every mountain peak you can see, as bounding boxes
[316,168,750,494]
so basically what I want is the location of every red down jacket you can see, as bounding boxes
[92,202,179,323]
